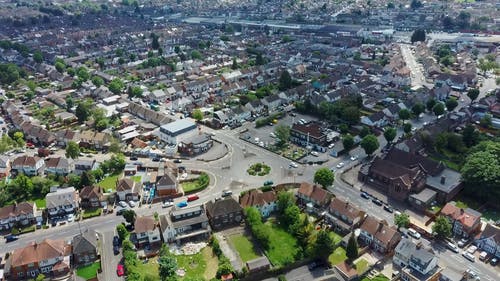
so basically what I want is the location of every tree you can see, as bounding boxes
[276,191,295,215]
[403,123,412,134]
[108,78,125,94]
[445,98,458,111]
[79,171,95,188]
[122,209,137,224]
[462,125,479,147]
[394,213,410,229]
[410,0,423,9]
[411,29,426,43]
[432,103,445,116]
[127,86,143,98]
[151,33,160,50]
[256,52,265,65]
[75,101,91,123]
[231,57,238,70]
[426,99,436,112]
[55,61,65,73]
[432,216,452,240]
[383,127,397,143]
[192,108,203,121]
[398,109,411,123]
[359,126,370,138]
[278,70,293,91]
[33,50,43,63]
[35,273,46,281]
[360,134,379,156]
[65,96,74,111]
[412,103,425,118]
[314,167,334,188]
[158,244,177,281]
[467,88,479,103]
[116,224,129,241]
[346,233,358,262]
[65,141,80,159]
[480,114,492,128]
[282,205,301,231]
[77,66,90,81]
[13,131,24,147]
[274,125,290,148]
[191,50,202,60]
[342,134,355,152]
[314,230,335,260]
[343,106,361,125]
[108,138,122,154]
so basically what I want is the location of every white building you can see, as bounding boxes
[158,119,197,145]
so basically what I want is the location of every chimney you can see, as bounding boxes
[378,222,384,232]
[440,176,446,184]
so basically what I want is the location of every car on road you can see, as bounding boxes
[360,192,370,199]
[128,201,136,208]
[446,242,460,253]
[490,257,498,266]
[328,143,335,149]
[118,201,127,208]
[67,214,74,222]
[162,201,174,208]
[383,205,394,213]
[113,236,120,246]
[350,155,358,161]
[5,235,19,243]
[113,245,120,255]
[222,189,233,197]
[187,195,199,202]
[173,159,182,163]
[371,198,383,206]
[117,264,125,276]
[336,162,345,169]
[130,156,138,161]
[152,158,160,162]
[289,162,298,168]
[407,228,421,239]
[462,251,476,262]
[466,269,480,280]
[177,201,188,208]
[263,180,274,186]
[310,151,319,157]
[467,245,477,254]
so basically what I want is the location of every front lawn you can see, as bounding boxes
[361,274,390,281]
[355,258,369,274]
[33,198,46,209]
[76,262,101,280]
[229,234,260,262]
[329,231,342,245]
[130,176,142,183]
[181,181,200,193]
[97,174,119,192]
[328,247,347,266]
[177,247,218,280]
[181,173,210,193]
[264,221,300,267]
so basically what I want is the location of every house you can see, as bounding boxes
[245,100,266,116]
[156,173,177,197]
[159,205,210,243]
[408,189,437,212]
[0,156,11,178]
[474,223,500,259]
[393,238,417,267]
[239,189,277,218]
[262,94,282,112]
[361,111,388,128]
[178,133,213,156]
[440,202,482,238]
[45,187,79,219]
[133,216,161,247]
[326,197,366,234]
[72,229,99,266]
[149,89,167,103]
[116,178,142,202]
[358,216,401,253]
[0,202,38,231]
[401,246,441,281]
[205,198,243,230]
[246,256,271,273]
[44,157,73,176]
[290,122,328,150]
[79,185,105,209]
[4,239,72,280]
[297,182,333,208]
[74,159,97,175]
[11,155,45,176]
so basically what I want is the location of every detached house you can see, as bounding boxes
[178,133,213,156]
[72,230,99,266]
[401,245,441,281]
[160,205,210,244]
[44,157,73,176]
[359,216,401,254]
[74,159,97,175]
[297,182,332,208]
[240,189,277,218]
[326,198,366,234]
[116,178,142,201]
[11,155,45,176]
[206,198,243,230]
[45,187,79,219]
[0,202,38,230]
[440,202,482,238]
[133,216,161,248]
[475,223,500,259]
[156,173,178,197]
[5,239,72,280]
[79,185,105,209]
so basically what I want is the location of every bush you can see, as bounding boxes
[82,208,102,219]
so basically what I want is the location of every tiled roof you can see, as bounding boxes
[0,202,34,220]
[10,239,70,267]
[134,216,157,233]
[441,202,481,228]
[328,198,364,221]
[206,198,242,218]
[240,189,277,209]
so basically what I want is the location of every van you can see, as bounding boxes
[187,195,199,202]
[462,251,475,262]
[407,228,421,239]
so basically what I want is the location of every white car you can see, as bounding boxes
[462,251,476,262]
[270,132,276,138]
[446,242,459,253]
[310,151,319,157]
[128,201,136,208]
[67,214,74,222]
[289,162,298,168]
[162,201,174,208]
[467,245,477,254]
[350,155,358,161]
[336,162,345,169]
[118,201,128,208]
[407,228,421,239]
[328,143,335,149]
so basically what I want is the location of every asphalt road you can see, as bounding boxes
[99,230,124,281]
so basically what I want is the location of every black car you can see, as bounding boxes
[372,198,383,206]
[116,208,125,216]
[5,235,19,243]
[113,236,120,247]
[360,192,370,199]
[383,205,394,213]
[173,159,182,163]
[113,245,120,255]
[130,156,138,161]
[152,158,160,162]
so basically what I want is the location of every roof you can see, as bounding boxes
[441,202,481,228]
[328,197,364,221]
[160,119,196,134]
[410,248,437,268]
[72,229,97,254]
[395,238,417,257]
[0,202,34,220]
[157,174,177,189]
[12,155,41,167]
[385,148,444,176]
[360,216,400,245]
[425,168,462,193]
[45,187,77,209]
[10,239,71,267]
[479,223,500,244]
[134,216,157,233]
[205,198,242,218]
[369,157,419,189]
[409,188,437,203]
[291,122,325,139]
[298,182,331,203]
[240,189,277,209]
[116,178,135,192]
[246,256,270,270]
[79,185,103,200]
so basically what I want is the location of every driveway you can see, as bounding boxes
[99,230,123,281]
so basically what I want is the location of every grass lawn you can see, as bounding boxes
[82,208,102,219]
[328,247,347,266]
[177,247,218,280]
[329,231,342,245]
[361,274,390,281]
[264,222,300,267]
[355,259,369,274]
[98,174,119,192]
[482,209,500,222]
[76,262,101,280]
[130,258,159,279]
[130,175,142,183]
[229,234,260,262]
[33,198,46,208]
[455,201,468,209]
[181,181,201,193]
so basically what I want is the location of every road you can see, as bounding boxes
[399,44,433,89]
[99,230,124,281]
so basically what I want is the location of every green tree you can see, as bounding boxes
[314,230,335,260]
[13,131,24,147]
[79,171,95,188]
[108,138,122,154]
[151,33,160,50]
[33,50,43,63]
[75,100,91,123]
[383,127,397,143]
[411,29,426,43]
[445,98,458,111]
[192,108,203,121]
[158,244,178,281]
[343,106,360,125]
[55,61,65,73]
[412,103,425,118]
[432,103,445,116]
[116,224,129,240]
[461,141,500,200]
[394,213,410,229]
[281,205,301,231]
[278,70,293,91]
[432,216,452,240]
[231,57,238,70]
[191,50,202,60]
[274,125,290,148]
[276,191,296,215]
[65,141,80,159]
[108,78,125,94]
[359,126,370,138]
[65,96,74,111]
[467,88,479,103]
[346,233,358,262]
[426,99,436,112]
[122,209,137,224]
[313,167,334,188]
[462,125,479,147]
[342,134,355,152]
[256,53,265,65]
[35,273,46,281]
[77,66,90,81]
[398,109,411,122]
[360,134,379,156]
[92,76,104,87]
[403,123,412,134]
[127,86,143,98]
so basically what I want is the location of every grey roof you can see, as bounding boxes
[160,119,196,134]
[395,238,416,257]
[205,198,242,217]
[171,205,203,218]
[410,248,436,268]
[172,212,208,229]
[72,230,97,254]
[246,256,270,270]
[409,189,437,203]
[439,268,463,281]
[45,187,77,208]
[426,168,462,193]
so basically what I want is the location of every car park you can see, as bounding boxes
[446,242,460,253]
[407,228,421,239]
[462,251,476,262]
[383,205,394,213]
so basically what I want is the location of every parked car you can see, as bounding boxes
[289,162,298,168]
[173,159,182,163]
[407,228,421,239]
[162,201,174,208]
[130,156,138,161]
[263,180,274,186]
[5,235,19,243]
[118,201,127,208]
[67,214,74,222]
[360,192,370,199]
[187,195,199,202]
[113,245,120,255]
[490,257,498,266]
[310,151,319,157]
[467,245,477,254]
[176,201,188,208]
[446,242,460,253]
[458,238,468,248]
[336,162,345,168]
[462,251,476,262]
[372,198,383,206]
[383,205,394,213]
[36,221,42,229]
[117,264,125,276]
[350,155,359,161]
[116,208,126,216]
[479,251,488,261]
[113,236,120,246]
[222,190,233,197]
[128,201,136,208]
[328,143,335,149]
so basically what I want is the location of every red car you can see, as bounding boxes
[116,264,124,276]
[187,195,199,202]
